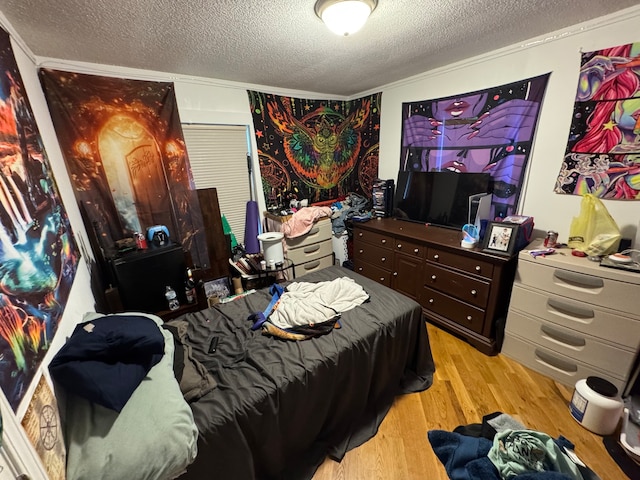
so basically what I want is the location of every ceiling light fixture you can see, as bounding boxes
[314,0,378,36]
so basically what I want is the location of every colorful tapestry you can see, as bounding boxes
[555,42,640,199]
[248,91,381,207]
[401,74,550,219]
[0,29,79,410]
[39,70,208,267]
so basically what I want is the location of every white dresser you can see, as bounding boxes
[264,213,334,278]
[285,218,334,277]
[502,241,640,392]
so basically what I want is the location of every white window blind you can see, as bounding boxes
[182,124,250,245]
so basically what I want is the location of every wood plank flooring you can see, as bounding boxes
[312,323,629,480]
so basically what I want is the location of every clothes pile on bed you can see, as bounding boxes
[249,276,370,340]
[428,412,600,480]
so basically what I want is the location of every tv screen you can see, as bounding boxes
[393,171,492,229]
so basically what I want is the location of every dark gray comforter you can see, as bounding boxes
[178,266,435,480]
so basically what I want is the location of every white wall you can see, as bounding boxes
[375,5,640,244]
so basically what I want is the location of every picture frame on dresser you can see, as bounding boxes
[482,222,519,255]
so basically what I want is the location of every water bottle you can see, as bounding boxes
[165,285,180,311]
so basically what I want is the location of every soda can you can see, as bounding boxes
[135,232,148,250]
[544,230,558,247]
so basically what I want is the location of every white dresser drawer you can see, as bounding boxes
[502,333,626,391]
[287,239,333,265]
[509,284,640,349]
[505,310,636,376]
[516,257,637,314]
[286,220,332,249]
[296,254,334,278]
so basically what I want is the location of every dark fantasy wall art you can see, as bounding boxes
[401,74,550,219]
[248,91,381,207]
[39,70,207,266]
[555,41,640,199]
[0,28,79,410]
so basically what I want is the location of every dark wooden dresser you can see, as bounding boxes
[353,218,517,355]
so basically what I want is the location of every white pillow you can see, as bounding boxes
[63,312,198,480]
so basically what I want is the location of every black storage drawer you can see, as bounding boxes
[110,243,186,313]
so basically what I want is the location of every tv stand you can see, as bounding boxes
[353,218,517,355]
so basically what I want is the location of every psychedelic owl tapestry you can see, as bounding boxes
[248,91,381,207]
[401,74,550,220]
[0,29,79,410]
[555,42,640,199]
[39,70,208,267]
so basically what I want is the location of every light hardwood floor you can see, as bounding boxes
[313,323,628,480]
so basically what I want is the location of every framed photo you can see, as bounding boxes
[482,222,519,256]
[203,276,231,303]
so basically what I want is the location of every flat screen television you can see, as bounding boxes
[393,171,492,230]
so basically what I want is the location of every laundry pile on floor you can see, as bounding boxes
[428,412,600,480]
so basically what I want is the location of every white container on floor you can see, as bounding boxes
[570,376,624,435]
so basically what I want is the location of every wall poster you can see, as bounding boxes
[555,42,640,199]
[21,374,66,480]
[248,91,381,207]
[401,74,550,219]
[0,28,79,411]
[39,70,208,267]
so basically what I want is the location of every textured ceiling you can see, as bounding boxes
[1,0,638,97]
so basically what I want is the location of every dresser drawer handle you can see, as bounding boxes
[359,249,364,254]
[546,299,594,319]
[553,270,604,289]
[303,245,320,254]
[381,257,386,262]
[429,298,434,304]
[431,275,437,281]
[308,227,319,236]
[358,232,363,237]
[357,267,363,272]
[304,260,321,270]
[414,248,419,254]
[471,289,477,295]
[393,272,398,276]
[534,349,578,374]
[397,243,402,249]
[433,254,439,260]
[466,315,472,321]
[380,277,385,282]
[475,265,481,272]
[540,325,586,348]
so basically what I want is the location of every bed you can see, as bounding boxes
[175,265,435,480]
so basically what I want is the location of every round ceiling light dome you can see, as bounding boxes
[315,0,378,36]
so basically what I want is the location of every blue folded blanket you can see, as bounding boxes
[49,315,164,412]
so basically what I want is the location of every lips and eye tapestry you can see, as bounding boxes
[555,41,640,199]
[400,74,550,220]
[0,28,80,411]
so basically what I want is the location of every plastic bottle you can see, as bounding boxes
[184,268,196,304]
[165,285,180,311]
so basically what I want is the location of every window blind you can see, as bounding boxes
[182,124,250,245]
